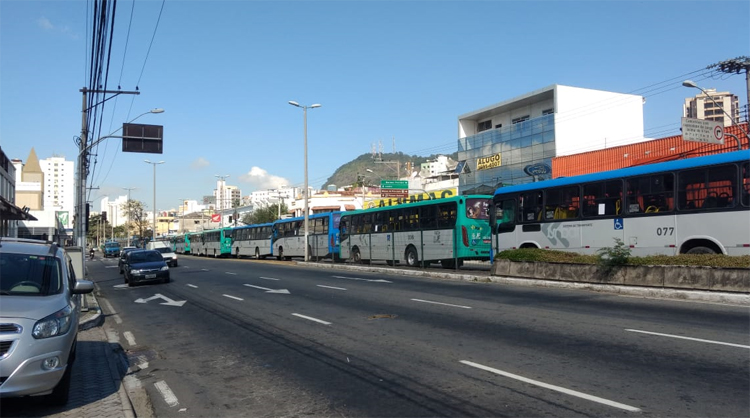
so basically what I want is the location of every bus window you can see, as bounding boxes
[679,163,737,210]
[582,180,622,217]
[466,198,490,220]
[544,186,580,220]
[404,207,420,231]
[437,203,457,228]
[519,191,543,222]
[743,162,750,207]
[420,206,437,229]
[626,173,674,214]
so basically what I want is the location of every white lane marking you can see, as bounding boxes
[186,284,198,288]
[243,284,290,294]
[332,275,392,283]
[292,313,332,325]
[105,266,118,269]
[317,285,347,291]
[101,299,122,324]
[259,276,280,281]
[626,329,750,349]
[201,268,209,271]
[223,294,244,301]
[106,329,119,344]
[411,298,472,309]
[460,360,641,412]
[137,355,149,370]
[225,272,237,275]
[154,380,179,407]
[123,331,137,347]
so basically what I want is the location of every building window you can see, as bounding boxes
[542,108,554,115]
[477,120,492,132]
[512,115,530,124]
[495,124,503,129]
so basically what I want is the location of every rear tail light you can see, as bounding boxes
[461,226,469,247]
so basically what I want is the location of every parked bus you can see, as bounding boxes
[339,195,493,268]
[231,223,273,259]
[272,212,341,261]
[192,227,233,257]
[174,233,189,254]
[490,150,750,256]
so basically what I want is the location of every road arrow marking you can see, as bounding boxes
[243,284,290,294]
[134,293,187,307]
[332,275,392,283]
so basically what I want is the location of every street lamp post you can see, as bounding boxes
[682,80,748,150]
[361,169,373,208]
[288,101,321,262]
[144,160,165,242]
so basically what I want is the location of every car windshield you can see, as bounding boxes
[154,247,173,254]
[129,251,164,263]
[106,243,120,248]
[0,253,63,296]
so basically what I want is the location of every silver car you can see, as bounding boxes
[0,238,94,405]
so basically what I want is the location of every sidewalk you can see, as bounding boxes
[1,293,136,418]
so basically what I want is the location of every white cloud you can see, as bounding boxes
[191,157,210,169]
[37,17,54,30]
[238,167,291,191]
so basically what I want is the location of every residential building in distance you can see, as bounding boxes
[456,84,646,195]
[683,88,740,126]
[214,179,242,211]
[0,146,36,237]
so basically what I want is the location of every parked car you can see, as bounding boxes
[0,238,94,405]
[118,247,138,274]
[122,249,170,286]
[146,241,178,267]
[103,241,121,258]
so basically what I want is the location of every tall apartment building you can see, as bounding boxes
[457,84,646,194]
[40,155,74,214]
[214,179,241,211]
[683,88,740,126]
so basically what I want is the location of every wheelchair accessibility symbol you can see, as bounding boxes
[614,218,624,230]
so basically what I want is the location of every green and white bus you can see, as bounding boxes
[490,150,750,256]
[191,227,233,257]
[339,195,493,268]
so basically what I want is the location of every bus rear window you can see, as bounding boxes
[466,198,490,220]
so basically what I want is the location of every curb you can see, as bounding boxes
[296,261,750,306]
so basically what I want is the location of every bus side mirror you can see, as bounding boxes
[489,204,497,227]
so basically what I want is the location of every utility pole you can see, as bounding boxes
[75,87,139,274]
[710,56,750,123]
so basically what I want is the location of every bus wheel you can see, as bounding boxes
[352,248,362,264]
[686,246,716,255]
[255,248,260,259]
[236,248,240,259]
[277,248,284,261]
[405,246,419,267]
[308,245,314,262]
[441,259,457,269]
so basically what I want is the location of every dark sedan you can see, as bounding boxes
[123,249,170,286]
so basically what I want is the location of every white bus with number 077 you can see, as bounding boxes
[490,150,750,256]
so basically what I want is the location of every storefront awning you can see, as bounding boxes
[0,196,37,221]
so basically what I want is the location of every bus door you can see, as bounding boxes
[370,211,390,261]
[623,174,676,256]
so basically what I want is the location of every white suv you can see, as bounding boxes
[146,241,178,267]
[0,238,94,405]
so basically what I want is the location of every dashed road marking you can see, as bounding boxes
[626,329,750,349]
[154,380,179,407]
[259,277,279,281]
[223,294,244,301]
[292,313,331,325]
[225,272,237,275]
[460,360,641,412]
[124,331,137,347]
[411,298,471,309]
[317,285,347,291]
[186,284,198,288]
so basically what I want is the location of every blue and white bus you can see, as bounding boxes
[490,150,750,256]
[272,212,341,261]
[231,223,274,259]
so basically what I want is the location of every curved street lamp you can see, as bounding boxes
[288,101,321,262]
[682,80,747,150]
[144,160,165,242]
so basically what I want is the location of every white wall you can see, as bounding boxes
[554,85,645,156]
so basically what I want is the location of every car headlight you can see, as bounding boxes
[130,268,145,274]
[33,305,73,339]
[160,266,169,271]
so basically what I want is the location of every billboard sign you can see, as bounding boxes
[477,153,502,171]
[122,123,164,154]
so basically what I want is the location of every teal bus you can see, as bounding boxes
[191,227,233,257]
[175,233,192,254]
[339,195,493,268]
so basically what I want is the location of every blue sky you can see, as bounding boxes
[1,0,748,213]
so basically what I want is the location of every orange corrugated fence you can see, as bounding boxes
[552,123,749,178]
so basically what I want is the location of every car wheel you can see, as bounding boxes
[45,362,72,406]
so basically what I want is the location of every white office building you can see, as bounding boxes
[683,88,740,126]
[40,155,74,214]
[457,84,646,193]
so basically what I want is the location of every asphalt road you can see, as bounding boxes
[90,254,749,417]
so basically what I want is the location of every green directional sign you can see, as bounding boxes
[381,180,408,189]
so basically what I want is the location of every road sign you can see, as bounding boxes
[381,180,408,189]
[681,117,724,145]
[381,189,409,198]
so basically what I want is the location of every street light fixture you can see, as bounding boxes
[144,160,165,242]
[288,101,321,262]
[682,80,748,150]
[361,169,374,208]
